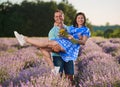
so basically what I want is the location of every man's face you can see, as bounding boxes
[54,12,64,24]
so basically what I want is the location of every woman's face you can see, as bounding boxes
[54,12,64,24]
[76,15,85,27]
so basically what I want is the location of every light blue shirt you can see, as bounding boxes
[48,25,67,56]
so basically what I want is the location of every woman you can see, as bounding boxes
[14,12,90,72]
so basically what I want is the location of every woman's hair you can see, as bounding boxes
[73,12,86,27]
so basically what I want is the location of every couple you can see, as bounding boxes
[14,9,90,81]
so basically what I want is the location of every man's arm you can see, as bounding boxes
[48,27,62,52]
[48,29,55,40]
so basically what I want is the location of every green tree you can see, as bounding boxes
[86,18,93,36]
[111,28,120,38]
[0,1,13,37]
[104,29,113,38]
[0,0,77,37]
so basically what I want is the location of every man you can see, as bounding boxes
[48,9,74,81]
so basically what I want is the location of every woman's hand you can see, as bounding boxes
[68,35,74,40]
[78,34,83,40]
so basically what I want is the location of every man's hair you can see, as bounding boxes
[55,9,64,15]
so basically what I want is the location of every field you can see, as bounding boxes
[0,37,120,87]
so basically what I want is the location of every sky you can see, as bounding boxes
[0,0,120,26]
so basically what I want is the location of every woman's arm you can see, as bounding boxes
[77,36,88,45]
[68,35,88,45]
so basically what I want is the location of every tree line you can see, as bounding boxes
[92,25,120,38]
[0,0,77,37]
[0,0,119,38]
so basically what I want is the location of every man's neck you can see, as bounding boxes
[54,22,64,29]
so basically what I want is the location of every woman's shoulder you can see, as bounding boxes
[68,25,75,29]
[81,26,90,30]
[81,26,91,37]
[82,26,88,28]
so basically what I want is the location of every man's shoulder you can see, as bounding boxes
[50,26,59,31]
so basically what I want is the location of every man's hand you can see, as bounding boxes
[48,41,63,52]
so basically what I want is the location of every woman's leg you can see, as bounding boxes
[24,37,64,52]
[14,32,61,71]
[40,48,54,69]
[25,37,57,48]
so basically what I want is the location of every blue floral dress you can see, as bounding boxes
[54,25,91,62]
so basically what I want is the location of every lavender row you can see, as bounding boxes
[0,38,72,87]
[0,37,120,87]
[76,37,120,86]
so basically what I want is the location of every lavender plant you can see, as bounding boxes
[76,37,120,86]
[1,37,120,87]
[0,67,10,84]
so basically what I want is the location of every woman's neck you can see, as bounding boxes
[78,24,83,28]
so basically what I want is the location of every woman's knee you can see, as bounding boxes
[48,41,64,52]
[48,40,57,46]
